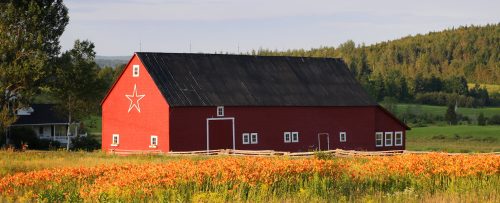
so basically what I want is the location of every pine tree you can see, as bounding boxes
[445,104,458,125]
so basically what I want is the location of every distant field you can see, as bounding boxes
[406,125,500,152]
[468,83,500,94]
[396,103,500,118]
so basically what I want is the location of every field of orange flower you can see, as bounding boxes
[0,152,499,202]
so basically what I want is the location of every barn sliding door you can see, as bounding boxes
[206,117,235,151]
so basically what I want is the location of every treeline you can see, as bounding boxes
[254,24,500,107]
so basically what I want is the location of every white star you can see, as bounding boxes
[125,84,146,113]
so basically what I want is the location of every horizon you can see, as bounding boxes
[61,0,500,56]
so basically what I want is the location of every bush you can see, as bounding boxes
[488,115,500,125]
[71,135,100,151]
[477,113,486,126]
[9,127,61,150]
[415,92,481,107]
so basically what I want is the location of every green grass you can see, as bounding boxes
[396,103,500,118]
[407,125,500,152]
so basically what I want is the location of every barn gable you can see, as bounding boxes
[135,52,377,107]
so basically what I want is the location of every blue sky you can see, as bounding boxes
[60,0,500,56]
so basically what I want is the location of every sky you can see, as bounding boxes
[60,0,500,56]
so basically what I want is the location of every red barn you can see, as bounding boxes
[101,53,409,153]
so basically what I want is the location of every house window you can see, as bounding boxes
[132,65,139,77]
[284,132,291,143]
[38,127,43,135]
[339,132,346,142]
[375,132,383,147]
[292,132,299,143]
[242,133,250,144]
[217,106,224,117]
[250,133,258,144]
[111,134,119,146]
[395,131,403,146]
[385,132,393,146]
[150,135,158,148]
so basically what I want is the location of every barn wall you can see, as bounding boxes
[102,55,170,152]
[169,106,405,152]
[375,107,407,150]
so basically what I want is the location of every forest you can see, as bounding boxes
[255,24,500,107]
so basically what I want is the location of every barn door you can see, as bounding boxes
[206,118,235,151]
[317,133,330,151]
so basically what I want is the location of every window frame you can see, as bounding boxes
[375,132,383,147]
[132,65,140,77]
[385,132,393,146]
[291,132,299,143]
[149,135,158,148]
[242,133,250,144]
[394,131,403,146]
[284,132,291,143]
[217,106,224,117]
[339,132,346,142]
[111,134,119,146]
[250,133,258,144]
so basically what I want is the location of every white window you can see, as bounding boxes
[111,134,119,146]
[242,133,250,144]
[385,132,393,146]
[150,135,158,148]
[250,133,258,144]
[217,106,224,117]
[284,132,291,143]
[292,132,299,143]
[339,132,346,142]
[375,132,383,147]
[395,131,403,146]
[132,65,139,77]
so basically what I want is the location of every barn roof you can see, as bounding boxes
[135,52,377,107]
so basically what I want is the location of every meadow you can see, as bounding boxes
[0,151,499,202]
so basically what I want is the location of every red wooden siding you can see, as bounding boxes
[102,55,170,152]
[169,106,405,152]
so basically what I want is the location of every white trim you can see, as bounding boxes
[317,133,330,151]
[375,132,383,147]
[284,132,291,143]
[395,131,403,146]
[242,133,250,144]
[292,132,299,143]
[339,132,346,142]
[206,117,235,152]
[385,132,393,146]
[250,133,258,144]
[150,135,158,148]
[111,134,119,146]
[132,65,140,77]
[217,106,224,117]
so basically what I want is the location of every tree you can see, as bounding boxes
[52,40,103,150]
[445,104,458,125]
[477,113,486,126]
[0,0,68,144]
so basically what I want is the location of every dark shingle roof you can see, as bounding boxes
[136,52,377,107]
[13,104,67,125]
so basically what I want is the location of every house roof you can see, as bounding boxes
[136,52,378,107]
[12,104,67,125]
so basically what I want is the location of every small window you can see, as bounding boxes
[217,106,224,117]
[385,132,393,146]
[38,127,44,135]
[284,132,291,143]
[242,133,250,144]
[250,133,258,144]
[150,135,158,148]
[132,65,139,77]
[375,132,383,147]
[111,134,119,146]
[339,132,346,142]
[395,131,403,146]
[292,132,299,143]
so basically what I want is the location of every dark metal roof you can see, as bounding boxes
[136,52,377,107]
[12,104,67,125]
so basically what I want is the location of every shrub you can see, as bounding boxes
[477,113,486,126]
[488,114,500,125]
[71,136,100,151]
[9,127,61,150]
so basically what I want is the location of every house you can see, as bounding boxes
[10,104,75,145]
[101,53,409,153]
